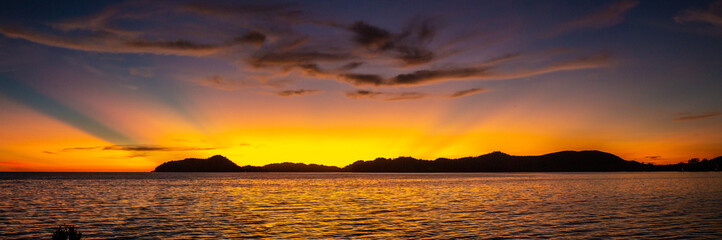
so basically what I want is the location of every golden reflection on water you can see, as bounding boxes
[1,172,721,239]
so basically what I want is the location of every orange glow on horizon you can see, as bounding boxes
[1,92,714,172]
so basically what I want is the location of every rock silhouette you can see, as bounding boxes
[52,225,82,240]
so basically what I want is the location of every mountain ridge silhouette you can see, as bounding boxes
[152,151,721,172]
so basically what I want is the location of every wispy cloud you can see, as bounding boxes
[337,53,610,87]
[102,145,216,151]
[275,89,320,97]
[0,1,271,56]
[490,53,612,80]
[179,2,302,24]
[449,88,486,98]
[0,1,615,91]
[674,0,722,36]
[675,1,722,26]
[550,0,639,37]
[345,17,443,66]
[128,67,153,78]
[57,145,217,153]
[0,26,229,56]
[193,74,293,90]
[248,50,351,68]
[62,147,103,151]
[673,112,722,121]
[388,68,484,86]
[196,75,252,90]
[345,90,427,101]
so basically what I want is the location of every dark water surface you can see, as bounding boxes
[1,172,721,239]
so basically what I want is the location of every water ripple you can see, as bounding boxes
[1,172,721,239]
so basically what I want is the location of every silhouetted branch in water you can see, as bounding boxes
[52,225,82,240]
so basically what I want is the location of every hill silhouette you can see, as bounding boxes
[344,151,649,172]
[262,162,341,172]
[152,155,337,172]
[153,155,257,172]
[152,151,722,172]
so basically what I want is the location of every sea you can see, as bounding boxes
[1,172,721,239]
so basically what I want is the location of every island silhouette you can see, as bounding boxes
[152,151,721,172]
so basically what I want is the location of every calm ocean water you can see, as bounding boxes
[1,172,721,239]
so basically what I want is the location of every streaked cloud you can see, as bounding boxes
[550,0,639,37]
[0,1,271,56]
[673,112,722,121]
[674,0,722,36]
[194,74,292,90]
[675,1,722,26]
[0,26,229,56]
[197,75,252,90]
[338,53,610,87]
[102,145,217,151]
[248,50,351,69]
[0,1,615,92]
[345,17,441,66]
[56,145,217,153]
[345,90,427,101]
[449,88,486,98]
[275,89,320,97]
[128,67,153,78]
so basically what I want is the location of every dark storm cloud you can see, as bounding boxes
[275,89,320,97]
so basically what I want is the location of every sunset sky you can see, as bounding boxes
[1,0,721,171]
